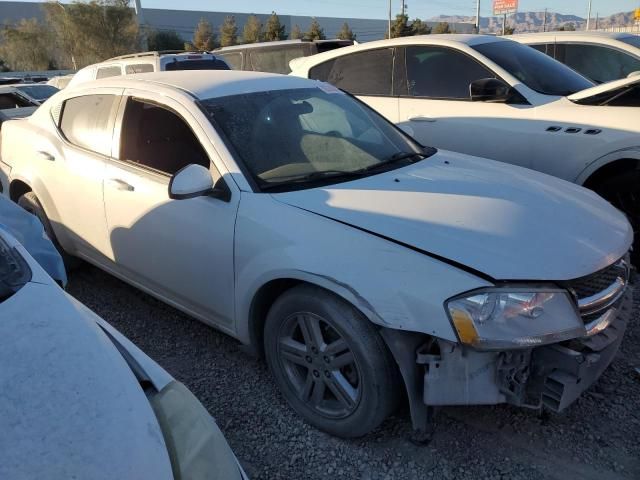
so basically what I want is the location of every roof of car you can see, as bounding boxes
[70,70,320,100]
[510,31,639,42]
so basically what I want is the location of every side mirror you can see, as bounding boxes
[169,164,214,200]
[470,78,515,103]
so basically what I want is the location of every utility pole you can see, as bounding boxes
[586,0,592,30]
[542,8,547,32]
[401,0,406,17]
[133,0,148,50]
[595,12,599,30]
[502,13,506,35]
[388,0,392,38]
[475,0,481,33]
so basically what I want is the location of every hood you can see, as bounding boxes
[0,280,174,480]
[273,151,632,281]
[568,75,640,101]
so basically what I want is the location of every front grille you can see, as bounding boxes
[568,260,626,300]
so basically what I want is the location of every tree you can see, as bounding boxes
[193,17,216,51]
[337,22,356,40]
[410,18,431,35]
[43,0,139,69]
[146,29,184,51]
[557,23,576,31]
[305,18,326,41]
[0,19,54,71]
[432,22,451,34]
[265,12,286,41]
[388,14,412,38]
[243,15,263,43]
[290,24,303,40]
[502,25,516,35]
[219,15,237,47]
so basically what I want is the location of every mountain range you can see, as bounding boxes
[428,10,638,33]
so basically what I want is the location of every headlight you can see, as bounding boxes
[150,381,247,480]
[446,287,585,350]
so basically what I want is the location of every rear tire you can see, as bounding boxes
[264,284,400,438]
[17,192,80,270]
[593,172,640,266]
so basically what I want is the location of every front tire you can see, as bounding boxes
[264,285,400,438]
[17,192,80,270]
[593,172,640,266]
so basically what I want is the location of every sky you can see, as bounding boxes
[7,0,640,20]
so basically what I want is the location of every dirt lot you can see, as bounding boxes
[68,265,640,480]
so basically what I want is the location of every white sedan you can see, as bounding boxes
[0,71,633,437]
[289,34,640,261]
[0,196,246,480]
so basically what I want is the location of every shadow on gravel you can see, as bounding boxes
[67,265,640,480]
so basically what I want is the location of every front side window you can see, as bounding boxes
[59,95,119,156]
[248,45,307,74]
[203,87,430,191]
[96,66,122,79]
[404,46,495,99]
[473,40,593,96]
[557,44,640,83]
[309,48,394,96]
[125,64,155,74]
[119,98,210,176]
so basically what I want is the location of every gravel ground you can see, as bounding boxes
[67,265,640,480]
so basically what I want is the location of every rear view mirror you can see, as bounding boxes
[169,164,214,200]
[470,78,515,103]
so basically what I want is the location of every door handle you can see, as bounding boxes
[37,151,55,161]
[408,116,437,123]
[107,178,134,191]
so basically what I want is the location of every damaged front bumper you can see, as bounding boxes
[382,286,632,430]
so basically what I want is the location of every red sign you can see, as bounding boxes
[493,0,518,15]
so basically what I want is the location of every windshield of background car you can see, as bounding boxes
[473,40,594,96]
[621,36,640,49]
[165,58,230,71]
[202,87,427,191]
[16,84,59,102]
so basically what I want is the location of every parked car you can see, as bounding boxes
[511,31,640,84]
[13,83,59,103]
[289,34,640,261]
[0,194,247,480]
[216,39,354,74]
[47,74,75,90]
[67,50,230,88]
[0,86,38,126]
[0,71,633,438]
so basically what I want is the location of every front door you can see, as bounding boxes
[103,95,238,329]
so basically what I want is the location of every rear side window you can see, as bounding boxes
[218,52,243,70]
[248,45,307,74]
[309,48,394,96]
[557,44,640,83]
[96,66,122,79]
[125,64,155,74]
[404,46,495,99]
[59,95,119,156]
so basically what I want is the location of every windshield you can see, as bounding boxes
[165,58,230,71]
[202,87,430,191]
[15,84,59,102]
[473,40,594,96]
[621,36,640,49]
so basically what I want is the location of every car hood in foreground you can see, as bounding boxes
[0,281,174,480]
[274,151,632,281]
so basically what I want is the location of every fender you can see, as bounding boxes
[574,146,640,185]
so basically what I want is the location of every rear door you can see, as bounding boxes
[103,92,238,330]
[396,45,535,168]
[308,47,399,122]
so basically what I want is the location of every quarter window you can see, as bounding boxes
[557,44,640,83]
[59,95,119,156]
[125,64,155,74]
[309,48,394,96]
[96,66,122,79]
[404,46,495,99]
[119,98,210,176]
